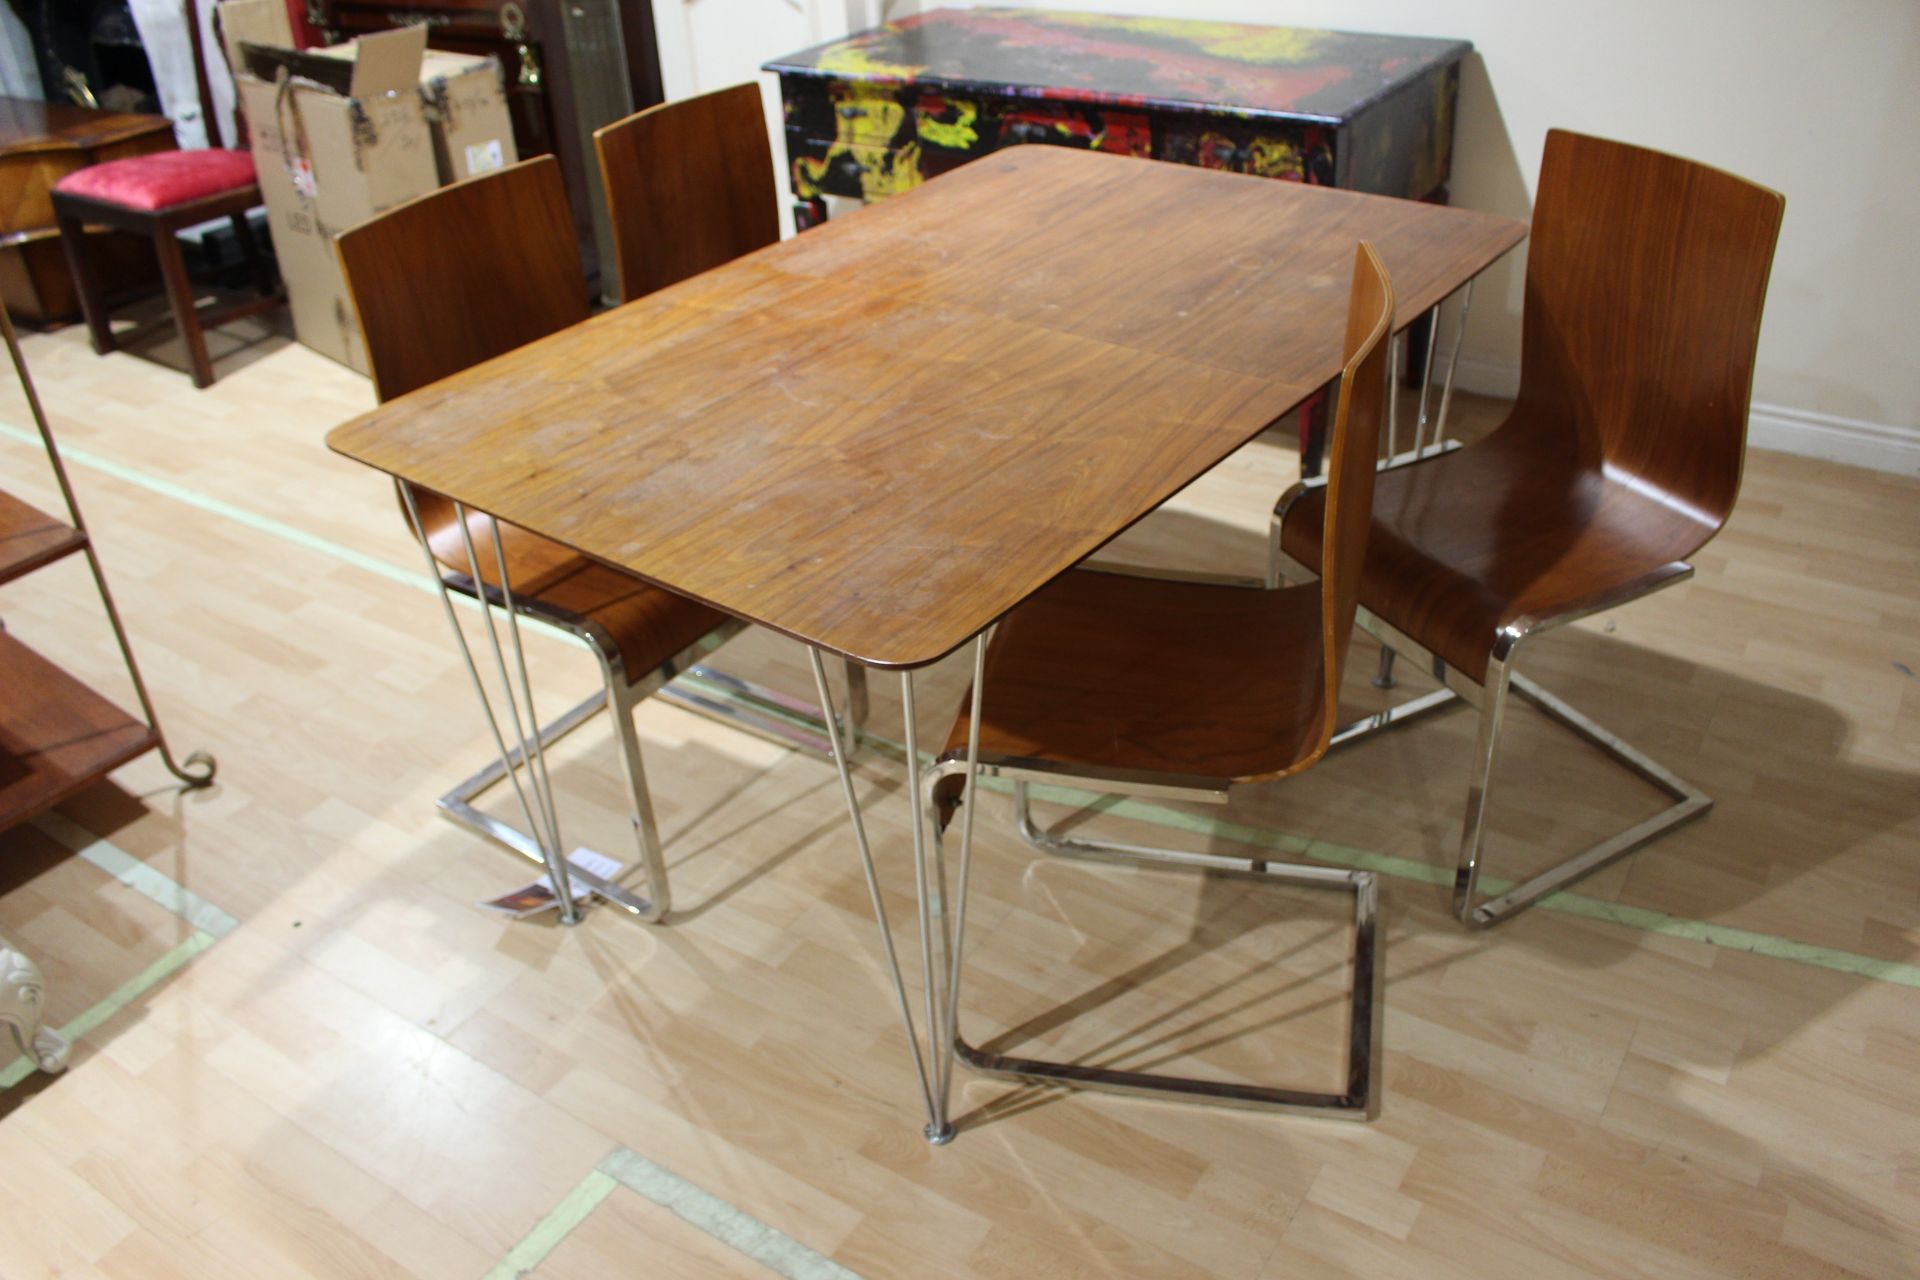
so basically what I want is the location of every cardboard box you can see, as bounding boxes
[418,50,516,184]
[220,4,516,372]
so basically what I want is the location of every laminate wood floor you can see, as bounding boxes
[0,320,1913,1279]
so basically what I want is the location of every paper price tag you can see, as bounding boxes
[480,848,623,918]
[465,139,506,175]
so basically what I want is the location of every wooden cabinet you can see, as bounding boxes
[0,97,174,325]
[766,8,1470,227]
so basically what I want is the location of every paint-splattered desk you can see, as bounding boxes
[765,7,1473,470]
[766,8,1469,221]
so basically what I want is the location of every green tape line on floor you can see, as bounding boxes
[12,418,1917,990]
[482,1168,619,1279]
[0,930,215,1089]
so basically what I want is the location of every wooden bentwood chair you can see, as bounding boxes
[593,82,780,304]
[335,156,758,922]
[1276,129,1786,929]
[51,0,281,389]
[922,244,1394,1118]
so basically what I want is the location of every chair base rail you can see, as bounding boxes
[438,662,864,921]
[955,785,1382,1120]
[1323,629,1713,928]
[1466,671,1712,927]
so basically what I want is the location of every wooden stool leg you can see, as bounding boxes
[229,210,274,297]
[53,209,118,356]
[152,222,214,389]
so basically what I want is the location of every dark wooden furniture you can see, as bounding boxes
[1278,128,1786,929]
[50,2,281,389]
[315,0,665,282]
[767,8,1469,226]
[922,243,1394,1118]
[335,153,734,922]
[0,96,173,325]
[51,160,280,389]
[766,7,1472,471]
[0,306,214,835]
[593,82,779,303]
[327,146,1522,1137]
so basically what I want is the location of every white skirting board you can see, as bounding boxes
[1449,358,1920,477]
[1746,405,1920,477]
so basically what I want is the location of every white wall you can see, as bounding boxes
[654,0,1920,471]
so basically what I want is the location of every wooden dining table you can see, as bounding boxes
[327,143,1525,1141]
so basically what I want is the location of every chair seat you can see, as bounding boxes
[940,568,1331,784]
[54,149,257,212]
[1281,420,1720,683]
[419,494,729,686]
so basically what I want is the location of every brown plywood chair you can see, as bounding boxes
[334,156,741,922]
[1275,129,1785,928]
[921,244,1395,1122]
[592,82,780,303]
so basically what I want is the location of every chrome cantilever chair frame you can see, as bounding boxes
[1263,137,1752,931]
[915,562,1384,1121]
[907,246,1397,1120]
[912,463,1396,1119]
[400,487,869,924]
[1268,517,1709,931]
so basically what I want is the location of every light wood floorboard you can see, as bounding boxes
[0,322,1913,1278]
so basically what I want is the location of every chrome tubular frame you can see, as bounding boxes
[1270,538,1712,928]
[1453,634,1712,928]
[920,764,1382,1120]
[404,488,584,924]
[403,491,870,923]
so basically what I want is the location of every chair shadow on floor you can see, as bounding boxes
[100,285,291,386]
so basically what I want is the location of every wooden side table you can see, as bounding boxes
[0,96,175,326]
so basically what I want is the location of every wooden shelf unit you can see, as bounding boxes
[0,629,159,828]
[0,489,87,586]
[0,305,214,833]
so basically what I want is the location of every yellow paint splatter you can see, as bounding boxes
[834,87,907,148]
[1247,136,1303,179]
[1045,14,1328,65]
[915,97,979,151]
[860,141,924,200]
[792,86,923,201]
[816,43,926,80]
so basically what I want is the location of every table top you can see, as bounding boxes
[327,146,1522,669]
[0,96,174,155]
[765,7,1471,124]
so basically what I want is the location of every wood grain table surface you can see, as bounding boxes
[326,145,1524,669]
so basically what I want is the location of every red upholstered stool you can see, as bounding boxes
[51,148,284,388]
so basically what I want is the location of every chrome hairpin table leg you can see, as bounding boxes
[807,638,986,1144]
[402,489,584,924]
[1373,277,1477,689]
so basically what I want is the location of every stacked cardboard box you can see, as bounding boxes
[216,1,517,373]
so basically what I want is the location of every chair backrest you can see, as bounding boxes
[1514,129,1784,526]
[335,155,588,403]
[1313,242,1394,747]
[593,82,780,303]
